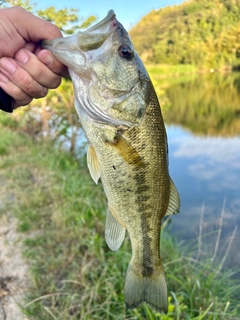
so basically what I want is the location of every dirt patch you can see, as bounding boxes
[0,215,29,320]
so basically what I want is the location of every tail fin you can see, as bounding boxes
[124,262,168,314]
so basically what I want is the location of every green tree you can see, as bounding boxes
[129,0,240,69]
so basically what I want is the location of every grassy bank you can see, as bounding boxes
[146,64,198,78]
[0,115,239,319]
[146,64,198,89]
[146,64,199,105]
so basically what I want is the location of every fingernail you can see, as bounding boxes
[0,73,9,83]
[15,49,29,64]
[0,59,16,74]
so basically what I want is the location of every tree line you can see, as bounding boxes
[129,0,240,70]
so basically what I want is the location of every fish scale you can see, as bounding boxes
[42,9,180,314]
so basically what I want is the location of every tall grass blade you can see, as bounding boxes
[197,201,205,259]
[192,302,213,320]
[217,225,238,273]
[211,197,226,262]
[43,306,59,320]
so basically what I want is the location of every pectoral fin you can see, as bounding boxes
[165,178,180,216]
[87,145,101,184]
[105,207,125,251]
[107,133,144,167]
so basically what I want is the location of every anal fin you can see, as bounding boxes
[165,178,180,216]
[105,207,125,251]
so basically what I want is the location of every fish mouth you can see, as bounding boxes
[42,10,138,128]
[42,10,117,62]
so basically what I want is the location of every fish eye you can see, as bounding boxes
[118,44,134,61]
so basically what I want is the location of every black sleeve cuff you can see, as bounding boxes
[0,88,13,113]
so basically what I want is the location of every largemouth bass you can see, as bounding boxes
[42,10,180,313]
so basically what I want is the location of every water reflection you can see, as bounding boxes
[160,72,240,269]
[162,72,240,136]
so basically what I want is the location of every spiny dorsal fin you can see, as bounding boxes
[87,145,101,184]
[105,207,125,251]
[165,178,180,216]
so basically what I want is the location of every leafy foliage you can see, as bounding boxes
[2,0,35,11]
[14,78,83,154]
[1,0,97,34]
[36,7,96,35]
[129,0,240,69]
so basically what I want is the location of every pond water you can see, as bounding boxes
[160,72,240,269]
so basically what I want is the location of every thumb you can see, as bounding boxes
[6,6,63,42]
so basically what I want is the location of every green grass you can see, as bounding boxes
[146,64,198,78]
[146,64,199,90]
[0,120,239,319]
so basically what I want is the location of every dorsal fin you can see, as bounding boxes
[87,145,101,184]
[105,207,125,251]
[165,178,180,216]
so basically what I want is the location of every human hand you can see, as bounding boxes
[0,48,68,108]
[0,6,68,108]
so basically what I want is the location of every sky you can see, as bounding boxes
[37,0,184,30]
